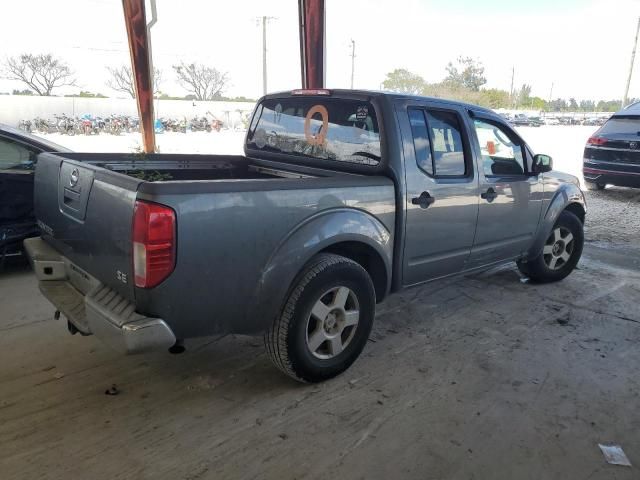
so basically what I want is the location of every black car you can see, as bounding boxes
[512,115,542,127]
[0,124,68,265]
[583,103,640,190]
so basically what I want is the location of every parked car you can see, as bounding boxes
[512,114,542,127]
[543,117,560,126]
[25,90,586,382]
[0,124,68,266]
[583,102,640,190]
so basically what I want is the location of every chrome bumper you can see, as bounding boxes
[24,237,176,354]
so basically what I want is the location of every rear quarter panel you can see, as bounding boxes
[135,176,395,338]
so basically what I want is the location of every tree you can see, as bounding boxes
[516,84,532,107]
[445,56,486,91]
[381,68,426,95]
[530,96,547,110]
[579,100,596,112]
[106,65,162,98]
[549,98,567,112]
[172,62,228,101]
[568,98,579,111]
[2,54,76,96]
[481,88,511,109]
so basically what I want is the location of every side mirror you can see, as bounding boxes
[533,154,553,173]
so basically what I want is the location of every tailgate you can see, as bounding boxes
[34,152,143,301]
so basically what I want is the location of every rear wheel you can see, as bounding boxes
[585,181,605,191]
[264,253,375,383]
[517,210,584,283]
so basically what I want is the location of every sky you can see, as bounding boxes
[0,0,639,101]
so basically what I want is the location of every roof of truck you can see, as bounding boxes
[0,123,71,152]
[264,89,497,117]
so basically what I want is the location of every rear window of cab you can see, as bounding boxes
[247,98,381,166]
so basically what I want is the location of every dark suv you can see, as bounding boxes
[583,103,640,190]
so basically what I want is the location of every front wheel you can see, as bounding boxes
[264,253,375,383]
[517,210,584,283]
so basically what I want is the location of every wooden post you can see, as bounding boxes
[298,0,325,89]
[122,0,156,153]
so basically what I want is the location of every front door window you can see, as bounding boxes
[473,120,525,176]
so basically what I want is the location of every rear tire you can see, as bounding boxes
[517,210,584,283]
[585,181,605,191]
[264,253,375,383]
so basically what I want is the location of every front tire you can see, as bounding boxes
[517,210,584,283]
[265,253,376,383]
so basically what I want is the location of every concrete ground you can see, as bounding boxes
[1,188,639,480]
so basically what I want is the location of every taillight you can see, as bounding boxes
[132,200,176,288]
[587,136,607,146]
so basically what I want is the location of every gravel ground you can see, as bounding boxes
[584,187,640,246]
[1,239,638,480]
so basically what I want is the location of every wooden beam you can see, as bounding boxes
[122,0,156,153]
[298,0,325,89]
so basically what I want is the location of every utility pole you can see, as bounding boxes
[509,66,515,108]
[623,16,640,108]
[259,16,277,95]
[349,39,356,89]
[547,81,554,116]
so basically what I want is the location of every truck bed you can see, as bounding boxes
[51,152,322,181]
[34,151,395,338]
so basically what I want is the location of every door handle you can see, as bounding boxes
[480,188,498,203]
[411,191,436,209]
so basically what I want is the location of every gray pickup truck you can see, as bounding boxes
[26,89,586,382]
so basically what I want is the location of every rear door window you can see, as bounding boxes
[425,110,467,176]
[247,97,381,165]
[408,107,469,177]
[408,109,433,175]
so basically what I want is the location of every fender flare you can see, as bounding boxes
[245,208,393,334]
[527,183,586,258]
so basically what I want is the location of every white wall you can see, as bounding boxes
[0,95,255,127]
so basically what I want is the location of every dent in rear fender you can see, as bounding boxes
[528,182,585,258]
[250,208,393,332]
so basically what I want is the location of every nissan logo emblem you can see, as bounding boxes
[69,168,79,187]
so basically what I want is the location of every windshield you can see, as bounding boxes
[247,97,381,166]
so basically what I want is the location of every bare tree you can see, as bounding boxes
[106,65,163,98]
[3,54,76,96]
[173,62,228,101]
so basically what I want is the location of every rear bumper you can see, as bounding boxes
[583,165,640,188]
[24,237,176,354]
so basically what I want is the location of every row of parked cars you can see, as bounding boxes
[500,113,609,127]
